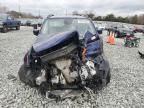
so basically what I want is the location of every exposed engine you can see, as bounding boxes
[35,55,97,88]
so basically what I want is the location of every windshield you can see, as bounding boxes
[41,18,96,38]
[0,14,7,20]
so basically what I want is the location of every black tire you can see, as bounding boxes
[2,25,8,33]
[18,64,36,87]
[114,32,118,38]
[16,26,20,30]
[94,55,111,87]
[106,70,111,84]
[127,41,132,48]
[116,32,121,38]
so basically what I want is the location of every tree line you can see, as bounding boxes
[0,4,42,19]
[7,11,42,19]
[0,4,143,24]
[72,11,144,25]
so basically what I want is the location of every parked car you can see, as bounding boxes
[0,14,21,33]
[18,16,111,97]
[93,21,103,34]
[31,19,44,27]
[37,18,43,27]
[114,25,134,38]
[25,20,32,26]
[133,27,144,33]
[30,20,38,27]
[20,19,27,26]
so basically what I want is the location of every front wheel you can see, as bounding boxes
[2,26,8,33]
[18,64,36,87]
[16,26,20,30]
[106,70,111,84]
[94,55,111,87]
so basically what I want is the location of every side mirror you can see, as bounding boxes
[33,24,39,36]
[97,30,102,34]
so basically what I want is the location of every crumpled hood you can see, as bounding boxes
[33,31,79,56]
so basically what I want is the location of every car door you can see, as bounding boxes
[11,16,15,27]
[7,16,12,27]
[7,16,15,27]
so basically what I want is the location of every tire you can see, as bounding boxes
[116,32,121,38]
[18,64,36,87]
[2,25,8,33]
[16,26,20,30]
[114,32,118,38]
[94,55,111,87]
[106,70,111,84]
[129,43,132,48]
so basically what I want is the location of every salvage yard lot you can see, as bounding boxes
[0,26,144,108]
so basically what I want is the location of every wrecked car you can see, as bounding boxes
[18,16,111,97]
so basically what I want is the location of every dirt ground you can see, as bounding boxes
[0,27,144,108]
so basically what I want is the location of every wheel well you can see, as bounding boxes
[17,23,20,26]
[3,23,7,26]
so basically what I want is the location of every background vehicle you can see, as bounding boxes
[18,16,110,97]
[20,19,27,26]
[133,27,144,33]
[114,24,134,38]
[93,21,104,34]
[0,14,21,33]
[25,20,32,26]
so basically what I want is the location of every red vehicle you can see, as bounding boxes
[133,27,144,33]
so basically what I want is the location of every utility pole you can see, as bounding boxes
[66,9,67,16]
[18,0,21,18]
[18,0,21,13]
[38,9,40,18]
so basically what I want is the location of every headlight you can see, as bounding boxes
[91,36,96,40]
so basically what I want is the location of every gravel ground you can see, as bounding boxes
[0,27,144,108]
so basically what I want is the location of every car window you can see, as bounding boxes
[41,18,96,38]
[8,16,12,20]
[41,18,76,36]
[76,19,96,36]
[0,14,7,20]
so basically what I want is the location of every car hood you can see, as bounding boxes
[32,31,79,56]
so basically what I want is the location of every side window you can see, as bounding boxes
[7,16,14,20]
[7,16,12,20]
[11,16,14,20]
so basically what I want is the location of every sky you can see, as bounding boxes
[0,0,144,17]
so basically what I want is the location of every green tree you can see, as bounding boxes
[129,15,138,24]
[93,16,102,21]
[104,14,115,21]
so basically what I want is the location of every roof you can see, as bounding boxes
[47,15,87,19]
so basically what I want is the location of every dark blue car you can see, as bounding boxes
[33,15,103,53]
[0,14,21,33]
[18,16,110,96]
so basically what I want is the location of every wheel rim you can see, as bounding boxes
[3,27,7,32]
